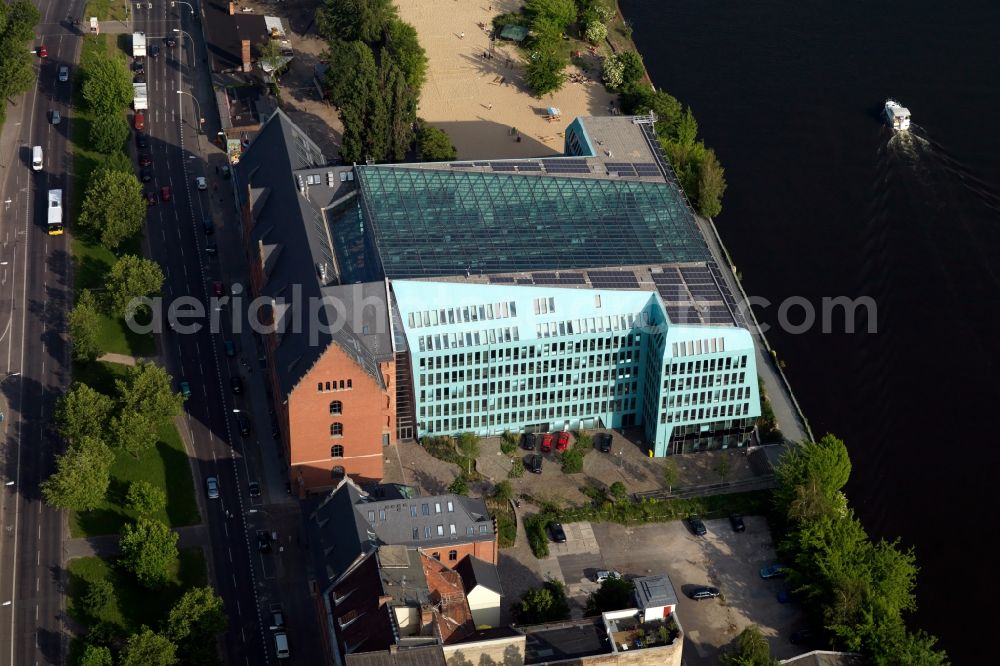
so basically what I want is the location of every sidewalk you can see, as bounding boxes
[63,524,209,560]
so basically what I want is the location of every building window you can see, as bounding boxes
[479,524,488,534]
[446,501,454,512]
[331,445,344,458]
[421,503,430,516]
[412,528,419,539]
[448,550,458,561]
[367,510,375,522]
[437,525,444,536]
[331,422,343,437]
[434,502,441,514]
[410,505,418,517]
[449,524,456,535]
[330,400,342,415]
[432,552,441,560]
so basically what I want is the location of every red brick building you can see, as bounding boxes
[235,110,398,493]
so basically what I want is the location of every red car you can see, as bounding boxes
[145,191,157,206]
[139,154,152,166]
[212,281,225,297]
[556,431,571,452]
[540,433,554,453]
[134,111,145,131]
[38,45,47,58]
[160,185,171,202]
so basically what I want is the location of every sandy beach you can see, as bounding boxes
[397,0,616,160]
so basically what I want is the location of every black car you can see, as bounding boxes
[202,217,214,234]
[165,36,177,47]
[132,60,144,73]
[140,166,153,182]
[136,132,148,149]
[230,376,243,394]
[248,481,261,498]
[596,432,612,453]
[237,412,251,436]
[527,454,542,474]
[729,514,745,532]
[548,521,567,543]
[687,586,721,601]
[149,44,160,58]
[256,530,271,553]
[687,515,707,536]
[522,433,536,450]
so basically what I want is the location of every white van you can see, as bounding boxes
[32,146,43,171]
[273,632,289,659]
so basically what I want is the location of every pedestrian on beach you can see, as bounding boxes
[459,32,465,39]
[488,103,493,110]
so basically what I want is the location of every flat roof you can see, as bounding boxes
[521,619,610,664]
[633,574,679,609]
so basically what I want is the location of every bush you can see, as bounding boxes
[422,436,461,464]
[609,481,628,501]
[416,121,456,161]
[560,447,584,474]
[616,51,645,88]
[602,54,624,90]
[493,480,513,503]
[509,458,525,479]
[584,20,607,44]
[514,580,570,624]
[524,514,550,558]
[448,475,469,496]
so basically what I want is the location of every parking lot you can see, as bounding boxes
[508,515,804,664]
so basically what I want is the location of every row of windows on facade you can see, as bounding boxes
[318,379,353,392]
[407,301,518,329]
[667,372,747,392]
[418,362,640,390]
[534,312,649,340]
[533,297,557,315]
[665,386,750,408]
[416,334,641,369]
[418,326,520,352]
[418,397,639,428]
[671,337,727,357]
[662,402,752,424]
[419,376,640,407]
[668,355,748,377]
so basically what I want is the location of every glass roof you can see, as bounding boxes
[334,166,711,282]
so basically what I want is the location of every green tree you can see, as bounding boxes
[41,436,114,511]
[317,0,398,42]
[126,480,166,517]
[448,475,469,496]
[674,106,699,147]
[720,625,776,666]
[416,122,457,161]
[774,434,852,521]
[525,41,568,97]
[493,480,513,503]
[616,51,645,88]
[560,446,584,474]
[82,54,133,114]
[514,581,570,624]
[258,38,287,81]
[386,19,427,91]
[111,410,161,458]
[68,289,103,361]
[602,54,624,90]
[82,578,115,619]
[609,481,627,501]
[120,626,177,666]
[166,586,227,664]
[56,382,115,444]
[120,518,179,588]
[0,1,42,123]
[585,577,632,615]
[524,0,577,29]
[380,49,416,161]
[116,361,184,428]
[662,458,680,492]
[78,168,146,249]
[107,254,164,318]
[89,112,129,154]
[696,147,726,218]
[78,644,113,666]
[715,454,731,483]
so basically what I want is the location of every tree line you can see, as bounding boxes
[317,0,455,163]
[0,0,40,123]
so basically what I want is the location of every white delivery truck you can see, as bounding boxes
[132,31,146,58]
[133,82,148,111]
[32,146,43,171]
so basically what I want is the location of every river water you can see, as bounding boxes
[619,0,1000,659]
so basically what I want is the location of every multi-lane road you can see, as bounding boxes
[0,2,315,664]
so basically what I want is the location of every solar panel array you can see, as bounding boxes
[540,159,591,174]
[489,276,515,284]
[652,264,736,326]
[633,163,661,177]
[606,162,637,177]
[531,272,586,285]
[587,270,640,289]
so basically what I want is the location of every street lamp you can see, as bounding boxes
[176,89,203,133]
[171,0,194,13]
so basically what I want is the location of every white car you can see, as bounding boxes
[195,176,207,190]
[595,569,622,583]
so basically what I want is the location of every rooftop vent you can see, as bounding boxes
[327,171,335,187]
[347,171,354,181]
[317,262,330,285]
[296,174,305,193]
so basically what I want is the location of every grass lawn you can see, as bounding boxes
[67,548,207,636]
[70,420,199,537]
[71,35,154,359]
[83,0,129,23]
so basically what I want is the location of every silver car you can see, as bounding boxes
[50,110,61,125]
[58,65,69,82]
[205,477,219,499]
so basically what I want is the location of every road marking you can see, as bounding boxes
[228,548,233,563]
[236,599,241,616]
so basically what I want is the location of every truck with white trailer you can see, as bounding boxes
[132,31,146,58]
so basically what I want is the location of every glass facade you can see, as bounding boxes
[393,281,760,455]
[343,166,711,281]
